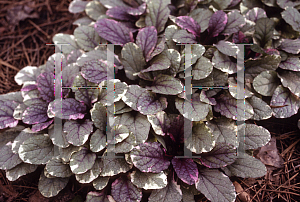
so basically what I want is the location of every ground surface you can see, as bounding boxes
[0,0,300,201]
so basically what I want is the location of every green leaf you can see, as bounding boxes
[222,154,267,178]
[148,179,182,202]
[195,168,236,202]
[253,70,280,96]
[70,148,96,174]
[282,7,300,32]
[248,96,272,120]
[38,172,69,198]
[186,122,215,154]
[193,56,213,80]
[253,18,275,48]
[244,124,271,150]
[18,134,54,165]
[146,74,183,95]
[99,157,132,177]
[46,157,73,178]
[130,169,167,190]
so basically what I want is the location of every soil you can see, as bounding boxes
[0,1,300,201]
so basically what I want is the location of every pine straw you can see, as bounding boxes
[0,0,83,95]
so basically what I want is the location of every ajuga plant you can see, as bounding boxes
[1,0,300,201]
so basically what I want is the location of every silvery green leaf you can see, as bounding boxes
[130,142,170,173]
[193,56,213,80]
[146,74,183,95]
[121,42,146,79]
[175,93,210,121]
[162,49,181,75]
[99,157,132,177]
[245,54,281,81]
[99,79,128,106]
[109,125,130,144]
[114,112,150,145]
[195,169,236,202]
[165,25,178,49]
[200,91,216,105]
[270,85,300,118]
[180,44,206,69]
[91,102,107,131]
[46,157,73,178]
[212,50,236,74]
[148,179,182,202]
[74,25,101,51]
[215,91,254,121]
[277,0,300,9]
[147,111,170,136]
[0,100,19,129]
[145,0,170,33]
[130,170,167,190]
[52,34,78,54]
[223,10,246,35]
[222,154,267,178]
[48,124,70,148]
[279,38,300,54]
[207,117,238,147]
[76,159,102,183]
[76,48,107,66]
[6,163,37,181]
[11,128,37,154]
[85,0,107,20]
[182,186,195,202]
[279,57,300,71]
[253,18,275,48]
[200,143,237,168]
[214,40,239,57]
[122,85,167,115]
[111,177,142,202]
[63,119,93,146]
[32,120,53,132]
[282,6,300,32]
[141,54,170,73]
[18,134,54,165]
[253,70,280,96]
[70,148,96,174]
[172,30,197,44]
[108,101,132,115]
[0,143,22,170]
[72,74,99,105]
[244,124,271,150]
[58,145,83,163]
[0,126,25,148]
[73,16,93,26]
[69,0,89,13]
[246,7,267,22]
[86,191,114,202]
[278,70,300,97]
[247,96,272,120]
[14,66,40,85]
[90,129,106,153]
[186,122,215,154]
[38,172,69,197]
[189,8,213,33]
[99,0,129,9]
[112,133,136,153]
[93,176,110,191]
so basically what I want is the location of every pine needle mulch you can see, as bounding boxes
[1,1,300,202]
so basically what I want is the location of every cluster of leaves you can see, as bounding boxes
[1,0,300,201]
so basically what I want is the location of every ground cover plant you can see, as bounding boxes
[1,0,300,201]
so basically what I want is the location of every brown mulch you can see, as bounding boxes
[1,1,300,202]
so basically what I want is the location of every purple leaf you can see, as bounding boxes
[127,3,146,15]
[167,114,184,143]
[200,143,237,168]
[63,119,93,146]
[94,19,133,46]
[279,57,300,71]
[106,6,133,21]
[145,0,170,33]
[0,143,22,170]
[175,16,201,37]
[136,26,158,62]
[48,98,86,120]
[208,10,227,37]
[173,30,197,44]
[111,177,142,202]
[21,84,37,92]
[172,158,198,185]
[22,103,49,125]
[86,191,112,202]
[130,142,170,173]
[146,74,183,95]
[31,120,54,132]
[37,72,54,103]
[246,7,267,23]
[279,38,300,54]
[228,0,241,7]
[149,37,165,60]
[223,10,245,35]
[70,148,96,174]
[62,63,80,87]
[0,101,19,129]
[81,59,107,84]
